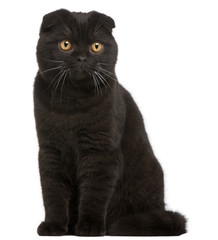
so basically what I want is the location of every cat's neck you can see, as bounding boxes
[34,74,118,113]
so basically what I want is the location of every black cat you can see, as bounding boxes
[34,9,186,236]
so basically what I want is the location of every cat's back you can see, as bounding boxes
[118,84,147,140]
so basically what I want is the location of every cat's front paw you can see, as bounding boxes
[75,221,105,236]
[37,221,67,236]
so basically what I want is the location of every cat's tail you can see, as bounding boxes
[107,210,187,236]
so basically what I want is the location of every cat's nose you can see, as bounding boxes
[77,56,87,62]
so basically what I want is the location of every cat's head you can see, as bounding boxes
[37,9,118,92]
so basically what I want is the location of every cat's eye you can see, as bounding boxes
[91,42,103,52]
[60,40,72,51]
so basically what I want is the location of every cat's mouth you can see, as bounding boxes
[67,61,89,71]
[76,64,86,71]
[71,66,90,80]
[61,61,90,79]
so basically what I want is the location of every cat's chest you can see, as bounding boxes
[36,104,115,152]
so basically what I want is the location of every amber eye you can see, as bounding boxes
[91,42,103,52]
[60,40,72,51]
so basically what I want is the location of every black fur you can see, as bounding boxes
[34,9,186,236]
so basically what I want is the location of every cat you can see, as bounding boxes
[34,9,186,236]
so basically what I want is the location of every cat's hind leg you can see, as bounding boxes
[107,210,186,236]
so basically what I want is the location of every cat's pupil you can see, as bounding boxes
[64,41,68,47]
[95,43,99,49]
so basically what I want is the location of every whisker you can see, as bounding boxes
[38,66,62,76]
[38,57,64,63]
[94,19,104,34]
[93,73,100,95]
[91,73,97,94]
[60,69,69,99]
[51,70,66,97]
[47,70,64,90]
[97,66,115,76]
[61,23,72,33]
[97,68,117,81]
[50,70,67,109]
[94,72,102,95]
[98,62,115,66]
[95,71,107,89]
[54,12,72,33]
[96,72,112,89]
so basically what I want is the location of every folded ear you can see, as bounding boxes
[104,14,116,32]
[40,9,70,34]
[91,11,116,33]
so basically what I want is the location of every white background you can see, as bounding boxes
[0,0,217,239]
